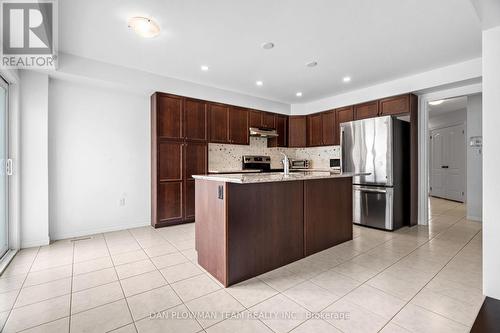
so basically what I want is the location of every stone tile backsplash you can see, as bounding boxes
[208,137,340,171]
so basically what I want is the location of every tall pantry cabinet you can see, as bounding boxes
[151,93,208,228]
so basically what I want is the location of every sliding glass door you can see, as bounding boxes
[0,78,8,258]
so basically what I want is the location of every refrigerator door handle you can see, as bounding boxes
[354,187,387,194]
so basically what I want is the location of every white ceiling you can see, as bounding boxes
[428,96,468,116]
[59,0,482,104]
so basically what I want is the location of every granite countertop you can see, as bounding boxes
[192,171,362,184]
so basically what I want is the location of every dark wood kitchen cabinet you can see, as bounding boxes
[307,113,323,147]
[322,110,336,146]
[288,116,307,148]
[184,98,208,141]
[268,114,287,147]
[249,110,263,128]
[157,94,183,139]
[229,107,249,145]
[209,103,230,143]
[379,94,412,116]
[262,112,275,128]
[354,100,379,120]
[334,106,354,145]
[151,92,208,228]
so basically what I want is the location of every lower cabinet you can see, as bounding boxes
[157,182,183,223]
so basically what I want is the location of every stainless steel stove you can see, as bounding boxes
[242,155,272,172]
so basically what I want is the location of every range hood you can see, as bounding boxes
[249,127,278,138]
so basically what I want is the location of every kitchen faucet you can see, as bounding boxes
[280,152,290,176]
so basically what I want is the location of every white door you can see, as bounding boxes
[429,124,466,202]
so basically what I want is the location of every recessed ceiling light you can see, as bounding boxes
[261,42,275,50]
[429,100,444,106]
[306,61,318,68]
[343,76,351,83]
[200,65,209,71]
[256,81,263,86]
[296,92,303,97]
[128,17,160,38]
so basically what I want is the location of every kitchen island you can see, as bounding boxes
[193,172,355,287]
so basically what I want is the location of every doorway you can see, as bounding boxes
[429,123,466,202]
[0,77,8,258]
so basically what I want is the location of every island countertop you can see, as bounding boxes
[192,171,361,184]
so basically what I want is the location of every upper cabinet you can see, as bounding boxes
[335,106,354,145]
[268,114,287,147]
[288,116,307,148]
[307,113,323,147]
[321,110,336,146]
[209,103,230,143]
[157,94,183,139]
[354,101,379,120]
[379,94,412,116]
[262,112,275,128]
[229,107,249,145]
[184,98,208,141]
[249,110,263,128]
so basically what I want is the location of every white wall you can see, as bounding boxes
[483,25,500,300]
[20,71,50,247]
[466,94,482,221]
[428,109,466,130]
[48,79,150,240]
[50,53,290,115]
[291,58,482,115]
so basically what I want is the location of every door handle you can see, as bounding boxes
[441,166,449,169]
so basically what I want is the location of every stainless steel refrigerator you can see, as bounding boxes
[341,116,410,231]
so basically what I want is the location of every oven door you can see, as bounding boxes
[353,185,394,230]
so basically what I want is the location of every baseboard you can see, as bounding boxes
[49,221,150,241]
[21,237,50,248]
[467,215,482,222]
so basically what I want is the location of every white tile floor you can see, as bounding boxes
[0,197,482,332]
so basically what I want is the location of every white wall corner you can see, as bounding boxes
[20,70,50,249]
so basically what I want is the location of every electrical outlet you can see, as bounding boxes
[119,197,126,206]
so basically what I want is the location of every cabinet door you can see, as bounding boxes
[157,94,183,139]
[158,182,183,223]
[209,103,229,143]
[262,112,275,128]
[354,101,379,120]
[307,114,323,147]
[322,110,335,146]
[184,180,196,221]
[335,106,354,145]
[288,116,307,148]
[184,98,207,141]
[248,110,262,128]
[268,115,287,147]
[158,141,183,181]
[184,142,207,221]
[379,94,410,116]
[229,107,249,145]
[184,142,207,180]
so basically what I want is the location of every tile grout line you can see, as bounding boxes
[103,230,139,333]
[1,246,42,332]
[375,220,482,331]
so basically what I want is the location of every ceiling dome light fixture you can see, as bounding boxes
[296,92,303,97]
[261,42,275,50]
[429,100,445,106]
[343,76,351,83]
[200,65,209,71]
[128,17,160,38]
[306,61,318,68]
[256,81,263,86]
